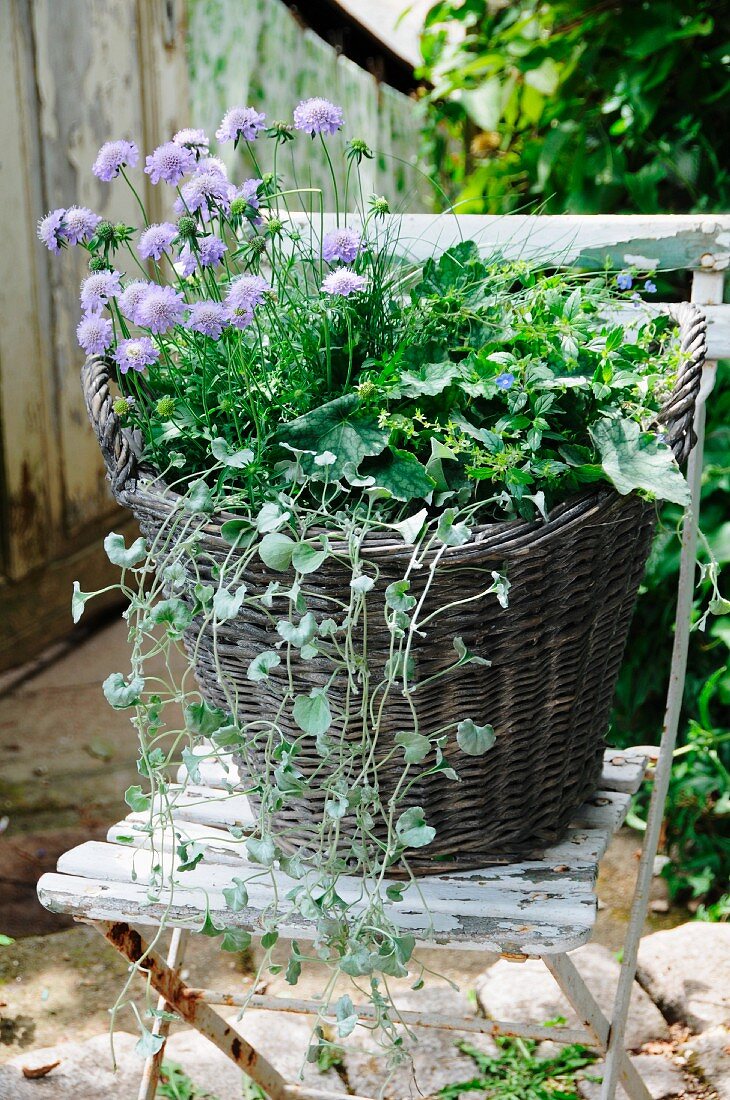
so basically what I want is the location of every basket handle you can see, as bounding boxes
[659,302,708,465]
[82,302,707,493]
[81,355,138,494]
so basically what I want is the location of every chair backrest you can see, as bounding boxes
[310,213,730,358]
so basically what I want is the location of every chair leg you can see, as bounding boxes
[544,954,651,1100]
[138,927,188,1100]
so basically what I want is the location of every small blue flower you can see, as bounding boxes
[495,372,515,390]
[631,292,642,308]
[644,279,657,294]
[616,272,633,291]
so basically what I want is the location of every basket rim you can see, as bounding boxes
[120,469,646,564]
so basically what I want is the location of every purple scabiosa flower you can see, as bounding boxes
[197,156,228,179]
[495,371,515,390]
[293,98,344,137]
[616,272,633,291]
[135,284,186,334]
[173,128,210,156]
[144,142,196,186]
[232,177,263,210]
[118,280,151,324]
[215,106,266,144]
[113,336,159,374]
[178,235,227,277]
[138,222,177,261]
[321,267,366,297]
[186,300,227,339]
[61,206,101,245]
[80,269,122,313]
[178,169,232,217]
[322,227,361,264]
[77,313,113,355]
[225,274,270,328]
[38,208,66,252]
[644,279,657,294]
[92,139,139,182]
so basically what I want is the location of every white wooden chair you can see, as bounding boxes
[38,214,729,1100]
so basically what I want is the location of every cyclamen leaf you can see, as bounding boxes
[277,612,317,648]
[247,650,281,682]
[221,928,253,953]
[259,532,296,571]
[292,689,332,737]
[246,836,276,867]
[275,395,389,481]
[351,573,375,594]
[395,806,435,849]
[457,719,496,756]
[135,1027,165,1058]
[364,449,435,502]
[145,598,193,638]
[104,532,147,568]
[256,502,290,533]
[590,419,690,505]
[103,672,144,709]
[213,584,247,621]
[211,437,255,468]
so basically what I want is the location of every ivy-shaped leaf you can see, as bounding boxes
[103,532,147,568]
[222,877,249,912]
[457,719,496,756]
[590,419,690,505]
[277,612,317,648]
[395,806,436,849]
[184,700,229,735]
[293,688,332,737]
[291,540,328,574]
[246,836,277,867]
[221,928,253,953]
[385,580,416,612]
[182,479,215,514]
[211,437,255,468]
[213,584,247,622]
[144,598,193,638]
[437,508,470,547]
[124,784,150,812]
[392,357,461,397]
[103,672,144,709]
[259,532,296,572]
[71,581,93,624]
[247,650,281,682]
[334,994,359,1038]
[395,730,431,764]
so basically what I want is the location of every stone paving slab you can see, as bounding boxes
[577,1053,696,1100]
[476,944,669,1050]
[637,924,730,1033]
[681,1025,730,1100]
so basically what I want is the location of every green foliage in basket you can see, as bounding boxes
[42,97,723,1072]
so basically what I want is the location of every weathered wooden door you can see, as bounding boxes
[0,0,188,671]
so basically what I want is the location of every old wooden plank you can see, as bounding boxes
[293,213,730,272]
[38,868,595,953]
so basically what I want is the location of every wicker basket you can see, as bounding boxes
[82,303,706,869]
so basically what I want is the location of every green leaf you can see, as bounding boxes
[103,532,147,568]
[222,877,249,912]
[135,1026,165,1058]
[292,689,332,737]
[339,946,373,976]
[395,730,431,764]
[437,508,470,547]
[364,449,435,501]
[393,358,461,397]
[213,584,247,622]
[103,672,144,708]
[221,928,253,953]
[145,598,193,638]
[71,581,93,624]
[124,784,150,812]
[291,540,328,574]
[261,930,279,950]
[184,700,229,735]
[590,419,690,505]
[211,437,255,468]
[457,719,496,756]
[395,806,436,849]
[220,518,255,547]
[246,836,276,866]
[259,532,296,571]
[351,573,375,594]
[277,612,317,648]
[334,994,359,1038]
[275,395,389,480]
[385,579,416,612]
[390,507,428,545]
[255,502,290,533]
[180,748,202,783]
[247,650,281,682]
[182,479,215,514]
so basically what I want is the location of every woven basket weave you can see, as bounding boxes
[82,303,706,869]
